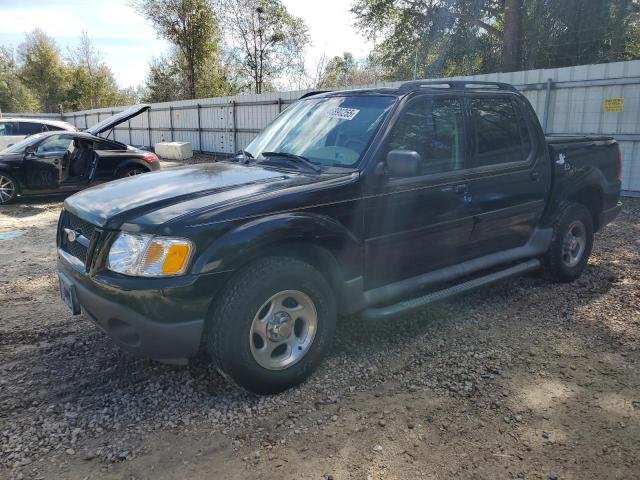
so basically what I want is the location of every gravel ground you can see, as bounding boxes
[0,197,638,480]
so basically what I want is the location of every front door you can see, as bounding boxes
[464,95,550,255]
[23,134,72,190]
[363,95,475,289]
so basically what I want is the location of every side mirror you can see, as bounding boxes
[24,146,35,156]
[386,150,421,177]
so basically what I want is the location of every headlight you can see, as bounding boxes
[107,232,194,277]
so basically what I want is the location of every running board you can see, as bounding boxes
[361,259,541,321]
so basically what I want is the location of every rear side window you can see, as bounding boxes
[0,122,16,136]
[45,124,65,132]
[17,122,47,135]
[387,97,466,176]
[471,97,529,166]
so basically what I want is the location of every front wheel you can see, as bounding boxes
[0,174,18,204]
[206,257,336,394]
[542,202,594,282]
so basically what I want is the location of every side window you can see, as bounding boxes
[0,122,16,136]
[45,124,65,132]
[17,122,47,136]
[471,97,526,166]
[387,97,466,176]
[36,135,73,153]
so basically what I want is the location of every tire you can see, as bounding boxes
[542,202,594,282]
[206,256,336,395]
[0,173,18,205]
[118,166,148,178]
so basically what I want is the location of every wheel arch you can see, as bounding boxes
[114,158,151,177]
[566,185,604,231]
[194,212,364,315]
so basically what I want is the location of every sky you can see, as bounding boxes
[0,0,374,89]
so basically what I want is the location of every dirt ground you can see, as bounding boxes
[0,196,638,480]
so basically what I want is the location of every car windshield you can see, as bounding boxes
[3,133,47,154]
[244,95,397,168]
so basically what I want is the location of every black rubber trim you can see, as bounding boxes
[363,227,552,308]
[362,259,541,321]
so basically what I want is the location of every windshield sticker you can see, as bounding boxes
[326,107,360,121]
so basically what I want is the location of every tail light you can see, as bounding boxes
[616,145,622,182]
[142,152,159,164]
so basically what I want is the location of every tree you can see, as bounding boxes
[17,29,68,112]
[351,0,640,79]
[142,48,238,102]
[0,47,39,113]
[65,31,130,110]
[317,52,384,88]
[217,0,310,93]
[134,0,224,99]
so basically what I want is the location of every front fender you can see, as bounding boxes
[192,212,363,280]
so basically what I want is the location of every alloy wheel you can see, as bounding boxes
[0,175,16,204]
[249,290,318,370]
[561,220,587,267]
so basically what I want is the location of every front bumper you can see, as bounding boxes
[58,251,228,360]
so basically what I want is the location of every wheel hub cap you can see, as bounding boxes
[267,311,293,341]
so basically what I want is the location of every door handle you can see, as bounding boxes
[53,159,60,165]
[531,171,540,182]
[454,184,468,194]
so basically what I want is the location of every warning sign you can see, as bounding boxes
[604,98,624,112]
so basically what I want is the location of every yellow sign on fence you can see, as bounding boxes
[604,98,625,112]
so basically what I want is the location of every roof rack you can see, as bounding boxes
[398,80,518,93]
[299,90,333,99]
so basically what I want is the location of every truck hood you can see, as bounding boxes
[64,162,334,229]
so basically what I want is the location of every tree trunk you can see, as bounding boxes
[503,0,523,72]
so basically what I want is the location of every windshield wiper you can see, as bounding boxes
[259,151,321,173]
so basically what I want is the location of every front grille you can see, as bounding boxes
[59,211,98,266]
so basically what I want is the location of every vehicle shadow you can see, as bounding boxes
[0,194,69,218]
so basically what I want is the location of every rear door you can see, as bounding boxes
[363,95,475,289]
[465,94,549,255]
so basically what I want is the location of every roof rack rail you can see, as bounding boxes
[299,90,332,99]
[398,80,518,93]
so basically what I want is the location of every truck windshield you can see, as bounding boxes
[244,95,396,168]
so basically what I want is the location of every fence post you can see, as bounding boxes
[169,106,174,142]
[110,110,115,140]
[231,100,237,154]
[128,119,132,145]
[84,112,87,130]
[147,109,152,150]
[197,103,202,153]
[542,78,553,133]
[277,97,282,113]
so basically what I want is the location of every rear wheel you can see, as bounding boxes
[542,203,594,282]
[118,166,147,178]
[206,257,336,394]
[0,174,18,204]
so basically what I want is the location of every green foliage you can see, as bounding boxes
[317,52,384,88]
[1,30,139,113]
[142,48,238,103]
[351,0,640,79]
[0,47,39,113]
[134,0,230,99]
[217,0,310,93]
[17,29,68,112]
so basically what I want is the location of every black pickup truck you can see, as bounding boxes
[57,81,622,394]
